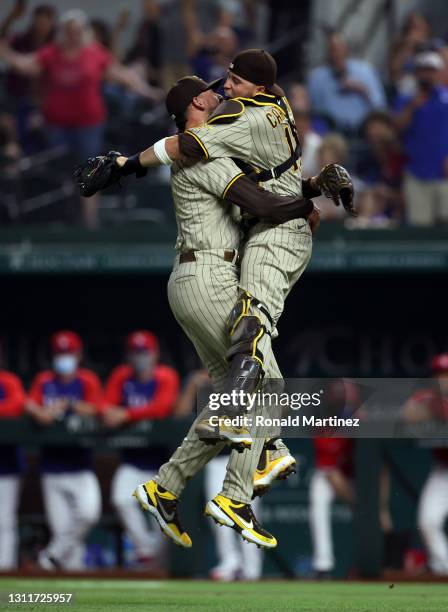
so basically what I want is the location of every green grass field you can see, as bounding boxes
[1,579,447,612]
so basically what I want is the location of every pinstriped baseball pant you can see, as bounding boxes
[157,225,312,503]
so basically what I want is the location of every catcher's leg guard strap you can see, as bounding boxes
[226,291,272,368]
[220,292,274,413]
[222,353,263,412]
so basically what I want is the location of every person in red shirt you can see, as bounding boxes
[0,365,26,570]
[1,3,56,152]
[402,353,448,575]
[103,330,179,566]
[0,9,158,228]
[25,330,103,570]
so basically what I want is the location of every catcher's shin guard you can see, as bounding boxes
[195,292,274,449]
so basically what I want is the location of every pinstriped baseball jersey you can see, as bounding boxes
[186,94,312,327]
[170,157,244,252]
[187,95,303,198]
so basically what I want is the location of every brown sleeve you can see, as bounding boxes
[225,176,314,224]
[302,177,322,199]
[178,132,207,159]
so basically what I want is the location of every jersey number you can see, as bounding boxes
[284,125,299,172]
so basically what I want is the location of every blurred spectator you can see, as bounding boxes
[153,0,190,91]
[307,32,386,134]
[402,353,448,575]
[91,7,132,61]
[25,331,103,570]
[288,82,328,137]
[267,0,311,80]
[216,0,255,47]
[314,134,351,220]
[1,2,56,152]
[0,111,21,222]
[184,0,242,84]
[393,50,448,226]
[103,331,179,568]
[124,2,160,84]
[353,111,404,227]
[0,9,158,228]
[388,12,432,96]
[288,84,322,178]
[175,369,263,581]
[90,19,113,53]
[189,26,239,83]
[0,111,21,171]
[0,363,26,570]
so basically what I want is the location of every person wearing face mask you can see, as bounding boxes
[25,330,103,570]
[394,50,448,226]
[103,331,179,567]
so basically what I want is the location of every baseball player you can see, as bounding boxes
[310,437,355,577]
[74,61,352,549]
[75,76,320,550]
[402,353,448,574]
[103,330,179,566]
[25,331,103,570]
[118,51,352,491]
[102,51,352,438]
[0,366,26,570]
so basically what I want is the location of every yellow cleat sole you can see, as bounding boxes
[133,486,192,548]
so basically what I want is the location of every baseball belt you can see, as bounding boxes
[179,249,238,264]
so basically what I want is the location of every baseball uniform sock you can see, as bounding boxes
[253,441,297,498]
[205,494,277,549]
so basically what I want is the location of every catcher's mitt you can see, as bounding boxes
[74,151,122,197]
[316,163,357,217]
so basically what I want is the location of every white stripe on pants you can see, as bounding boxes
[309,470,335,572]
[418,465,448,575]
[40,471,101,569]
[111,464,164,559]
[0,475,21,569]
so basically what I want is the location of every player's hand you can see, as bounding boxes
[102,407,130,427]
[190,369,211,388]
[33,404,64,426]
[49,399,70,416]
[72,401,96,416]
[339,78,367,98]
[115,6,131,32]
[307,204,320,235]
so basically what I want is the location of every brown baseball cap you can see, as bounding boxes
[228,49,284,96]
[166,76,217,119]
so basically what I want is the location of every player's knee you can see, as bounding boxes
[418,511,444,534]
[227,291,273,336]
[77,502,101,528]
